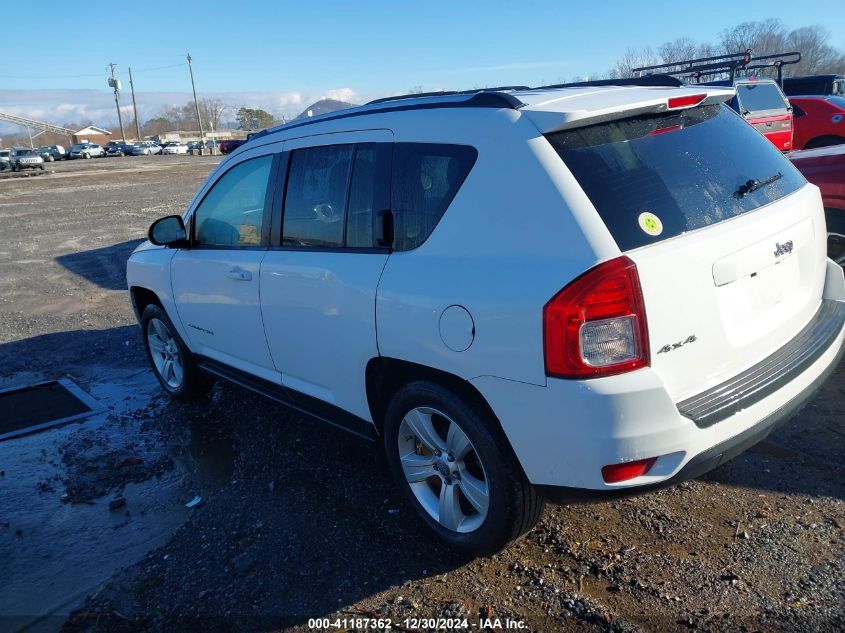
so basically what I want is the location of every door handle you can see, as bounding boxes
[227,268,252,281]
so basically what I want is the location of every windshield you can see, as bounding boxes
[546,104,806,251]
[735,83,788,114]
[17,149,36,156]
[71,144,88,150]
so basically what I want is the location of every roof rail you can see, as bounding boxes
[366,87,528,106]
[634,50,801,85]
[532,75,684,89]
[247,90,524,143]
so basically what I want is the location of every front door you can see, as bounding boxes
[260,131,393,422]
[171,150,279,381]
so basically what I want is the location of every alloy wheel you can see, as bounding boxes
[146,318,184,389]
[397,407,490,533]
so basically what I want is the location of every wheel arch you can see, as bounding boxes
[802,135,845,150]
[129,286,163,322]
[365,357,507,442]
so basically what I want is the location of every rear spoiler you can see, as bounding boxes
[521,87,734,135]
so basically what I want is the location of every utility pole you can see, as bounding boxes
[186,53,205,147]
[107,63,127,141]
[128,66,142,141]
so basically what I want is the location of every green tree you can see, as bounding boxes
[236,107,275,131]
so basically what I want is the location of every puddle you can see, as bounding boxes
[0,368,192,631]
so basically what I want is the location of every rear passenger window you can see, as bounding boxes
[391,143,477,251]
[194,155,274,247]
[283,145,354,247]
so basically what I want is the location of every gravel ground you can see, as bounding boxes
[0,158,843,632]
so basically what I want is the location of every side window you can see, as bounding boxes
[391,143,477,251]
[194,155,274,247]
[346,144,378,248]
[283,145,354,247]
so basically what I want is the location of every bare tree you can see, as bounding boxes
[720,19,787,58]
[607,20,845,81]
[786,26,845,74]
[658,38,716,64]
[197,98,227,131]
[612,47,661,78]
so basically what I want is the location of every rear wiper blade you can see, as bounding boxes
[734,172,783,198]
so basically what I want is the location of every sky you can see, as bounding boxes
[1,0,843,135]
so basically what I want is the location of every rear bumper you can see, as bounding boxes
[536,329,843,503]
[471,261,845,495]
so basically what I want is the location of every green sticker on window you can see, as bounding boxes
[638,212,663,237]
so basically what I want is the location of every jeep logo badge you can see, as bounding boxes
[774,240,793,258]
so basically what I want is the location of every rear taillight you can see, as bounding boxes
[543,256,649,378]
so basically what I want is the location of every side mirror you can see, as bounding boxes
[148,215,188,247]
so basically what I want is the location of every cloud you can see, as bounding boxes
[0,88,321,134]
[321,88,358,103]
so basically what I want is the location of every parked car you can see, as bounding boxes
[68,143,105,159]
[9,147,45,171]
[161,141,189,155]
[131,141,162,156]
[218,139,246,154]
[186,141,204,151]
[789,144,845,265]
[783,74,845,98]
[36,145,66,161]
[0,149,10,171]
[106,142,137,157]
[128,83,845,555]
[788,96,845,150]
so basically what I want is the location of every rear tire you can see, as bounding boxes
[825,209,845,267]
[383,381,543,556]
[141,304,213,399]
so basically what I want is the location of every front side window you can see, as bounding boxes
[283,145,354,247]
[194,155,274,247]
[391,143,477,251]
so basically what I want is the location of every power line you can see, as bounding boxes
[0,62,187,80]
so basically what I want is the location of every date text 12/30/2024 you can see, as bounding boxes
[308,617,528,630]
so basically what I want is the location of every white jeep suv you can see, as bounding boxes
[127,79,845,555]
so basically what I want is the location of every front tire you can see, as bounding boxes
[141,304,212,398]
[383,381,543,556]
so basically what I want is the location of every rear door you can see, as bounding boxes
[547,103,826,402]
[259,130,393,423]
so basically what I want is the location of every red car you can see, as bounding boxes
[788,96,845,150]
[788,144,845,264]
[218,139,247,154]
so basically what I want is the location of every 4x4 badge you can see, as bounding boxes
[657,335,697,354]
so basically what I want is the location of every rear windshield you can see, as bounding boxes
[735,83,787,114]
[547,104,805,251]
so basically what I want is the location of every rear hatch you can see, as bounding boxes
[732,81,793,151]
[544,102,826,402]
